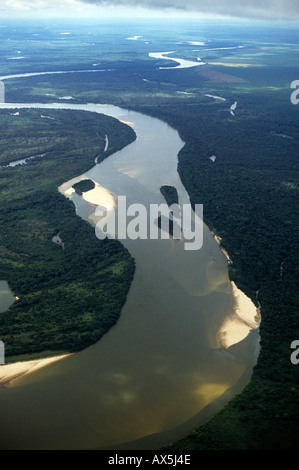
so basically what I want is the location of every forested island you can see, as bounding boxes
[158,185,180,238]
[160,185,179,207]
[0,108,136,361]
[72,179,95,195]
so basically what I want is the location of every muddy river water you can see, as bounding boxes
[0,101,259,450]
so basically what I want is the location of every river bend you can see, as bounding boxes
[0,101,259,450]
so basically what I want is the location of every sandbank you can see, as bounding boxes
[218,281,260,349]
[0,354,72,388]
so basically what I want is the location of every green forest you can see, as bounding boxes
[0,108,136,361]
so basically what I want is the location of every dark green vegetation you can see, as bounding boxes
[72,178,95,195]
[159,185,180,238]
[0,18,298,449]
[160,185,179,207]
[0,108,136,361]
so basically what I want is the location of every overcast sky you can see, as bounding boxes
[1,0,299,21]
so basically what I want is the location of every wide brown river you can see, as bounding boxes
[0,102,260,450]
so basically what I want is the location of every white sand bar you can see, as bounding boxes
[0,354,72,388]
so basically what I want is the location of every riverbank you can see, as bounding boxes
[212,231,232,264]
[218,281,260,350]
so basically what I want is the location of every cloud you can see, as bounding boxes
[0,0,299,20]
[80,0,299,20]
[0,0,83,13]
